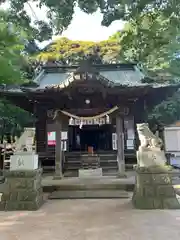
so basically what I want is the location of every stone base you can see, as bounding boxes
[137,149,166,167]
[10,152,38,170]
[78,168,103,178]
[0,169,44,211]
[132,165,180,209]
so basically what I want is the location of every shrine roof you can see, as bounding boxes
[0,62,179,95]
[27,63,179,90]
[34,63,145,88]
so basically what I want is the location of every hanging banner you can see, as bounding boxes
[47,132,68,150]
[47,132,56,145]
[112,133,117,150]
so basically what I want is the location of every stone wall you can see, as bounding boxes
[0,169,43,211]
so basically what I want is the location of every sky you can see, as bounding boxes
[1,2,125,47]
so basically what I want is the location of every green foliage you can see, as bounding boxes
[112,13,180,79]
[4,3,52,41]
[148,92,180,125]
[0,99,34,139]
[36,37,121,64]
[0,10,27,84]
[2,0,180,40]
[108,13,180,125]
[0,10,33,137]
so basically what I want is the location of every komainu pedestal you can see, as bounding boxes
[132,123,180,209]
[132,165,180,209]
[0,169,43,211]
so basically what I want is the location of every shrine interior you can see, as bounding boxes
[68,124,112,152]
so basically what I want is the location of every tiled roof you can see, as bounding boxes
[100,67,145,87]
[33,64,145,90]
[0,63,178,93]
[36,72,71,89]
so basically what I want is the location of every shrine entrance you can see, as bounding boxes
[68,124,112,152]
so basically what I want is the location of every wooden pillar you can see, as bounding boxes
[54,118,63,179]
[116,113,126,177]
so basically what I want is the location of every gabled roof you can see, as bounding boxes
[32,62,179,91]
[32,63,145,89]
[0,61,179,95]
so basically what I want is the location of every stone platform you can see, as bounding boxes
[0,169,44,211]
[43,175,135,199]
[40,168,180,200]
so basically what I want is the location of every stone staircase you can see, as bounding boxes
[41,151,136,174]
[45,177,134,199]
[49,189,130,199]
[63,152,119,176]
[81,154,100,169]
[99,153,118,175]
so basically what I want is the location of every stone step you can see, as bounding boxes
[43,181,134,192]
[48,190,130,199]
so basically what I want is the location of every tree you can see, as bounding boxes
[0,10,33,140]
[0,99,33,142]
[110,12,180,80]
[1,1,180,126]
[0,2,52,42]
[0,10,27,84]
[2,0,180,41]
[148,91,180,126]
[36,37,121,64]
[109,12,180,125]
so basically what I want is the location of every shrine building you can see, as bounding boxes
[0,61,178,177]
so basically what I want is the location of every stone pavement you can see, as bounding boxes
[1,197,180,240]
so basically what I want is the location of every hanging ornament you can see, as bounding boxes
[69,117,73,125]
[79,120,83,129]
[106,115,110,124]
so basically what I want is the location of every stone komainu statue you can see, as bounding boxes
[136,123,163,150]
[133,123,180,209]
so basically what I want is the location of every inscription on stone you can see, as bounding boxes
[17,157,24,167]
[10,153,38,170]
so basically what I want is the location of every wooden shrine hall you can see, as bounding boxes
[0,61,178,177]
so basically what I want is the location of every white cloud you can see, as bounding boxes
[60,7,124,41]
